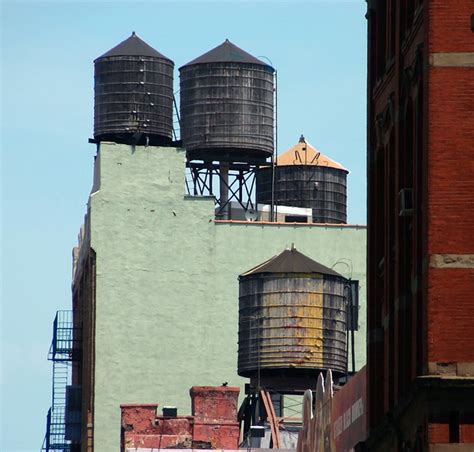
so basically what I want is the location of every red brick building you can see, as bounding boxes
[120,386,240,451]
[366,1,474,450]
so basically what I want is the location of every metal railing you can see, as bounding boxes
[42,310,82,451]
[49,310,81,362]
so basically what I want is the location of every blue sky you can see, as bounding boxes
[1,1,366,450]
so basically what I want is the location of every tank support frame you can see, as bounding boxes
[238,387,284,449]
[186,160,258,220]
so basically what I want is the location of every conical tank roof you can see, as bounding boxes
[276,135,348,172]
[241,245,343,277]
[95,32,172,61]
[180,39,273,69]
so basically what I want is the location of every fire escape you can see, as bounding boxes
[42,311,81,451]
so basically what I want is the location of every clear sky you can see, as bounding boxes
[1,1,367,450]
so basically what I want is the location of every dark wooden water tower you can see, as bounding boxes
[257,135,348,223]
[179,39,275,219]
[238,245,348,392]
[94,32,174,146]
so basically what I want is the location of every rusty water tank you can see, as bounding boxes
[94,32,174,145]
[257,136,348,223]
[179,39,274,162]
[238,246,348,388]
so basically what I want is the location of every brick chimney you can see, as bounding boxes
[190,386,240,449]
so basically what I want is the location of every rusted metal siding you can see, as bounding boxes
[179,62,274,162]
[238,273,347,378]
[94,55,174,144]
[257,165,348,224]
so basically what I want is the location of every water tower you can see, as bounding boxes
[257,135,348,223]
[94,32,174,146]
[237,246,349,446]
[238,245,348,391]
[179,39,275,219]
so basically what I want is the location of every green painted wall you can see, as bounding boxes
[87,143,366,451]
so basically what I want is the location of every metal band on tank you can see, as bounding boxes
[237,273,348,377]
[94,53,174,142]
[179,62,274,159]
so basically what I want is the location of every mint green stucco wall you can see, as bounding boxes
[87,143,366,451]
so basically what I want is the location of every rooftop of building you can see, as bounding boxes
[213,219,366,228]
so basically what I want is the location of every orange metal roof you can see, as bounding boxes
[276,137,348,172]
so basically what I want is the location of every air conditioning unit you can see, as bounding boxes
[399,188,414,217]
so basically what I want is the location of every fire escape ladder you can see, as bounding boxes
[42,310,81,452]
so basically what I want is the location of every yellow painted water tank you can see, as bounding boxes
[238,246,348,387]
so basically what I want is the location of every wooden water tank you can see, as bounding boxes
[94,32,174,145]
[238,246,348,388]
[180,39,274,162]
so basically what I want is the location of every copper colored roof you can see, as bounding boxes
[181,39,272,68]
[276,136,348,172]
[241,246,343,277]
[96,32,172,61]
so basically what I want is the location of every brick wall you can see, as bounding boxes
[427,68,474,255]
[427,0,474,368]
[120,386,240,451]
[428,268,474,363]
[366,0,474,449]
[428,0,474,52]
